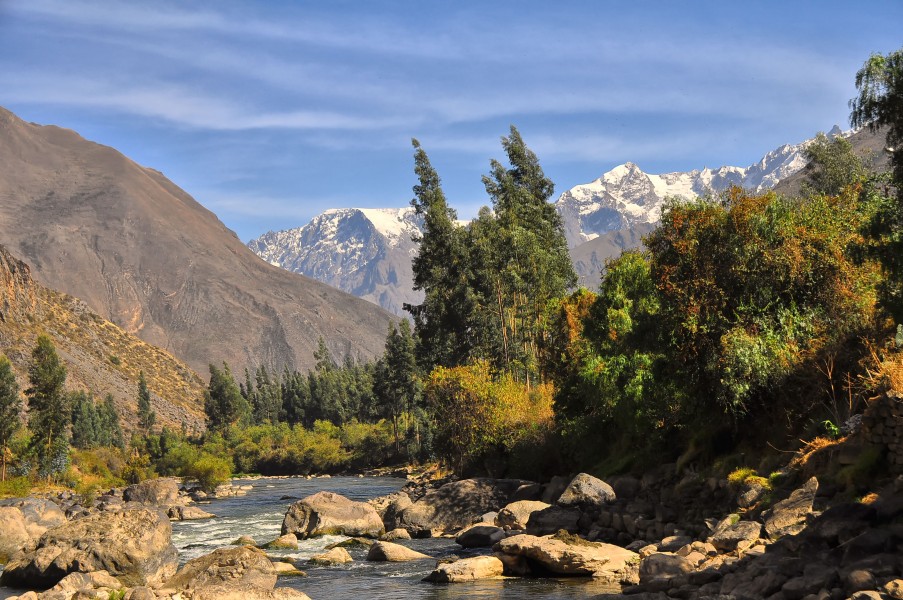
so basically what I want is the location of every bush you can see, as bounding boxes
[185,453,232,492]
[0,476,32,498]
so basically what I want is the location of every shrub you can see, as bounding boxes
[185,453,232,492]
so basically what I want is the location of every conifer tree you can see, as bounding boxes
[26,335,70,479]
[406,139,475,370]
[479,126,576,383]
[204,363,250,434]
[137,371,155,434]
[0,355,21,481]
[99,394,124,449]
[374,321,421,454]
[70,391,99,449]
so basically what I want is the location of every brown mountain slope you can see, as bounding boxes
[0,244,205,431]
[0,107,394,375]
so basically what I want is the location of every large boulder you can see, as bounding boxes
[0,506,177,589]
[368,491,412,531]
[168,505,215,521]
[496,500,551,531]
[281,491,384,539]
[708,520,762,552]
[639,553,693,583]
[309,547,353,565]
[557,473,616,509]
[764,477,818,539]
[123,477,183,507]
[365,541,431,562]
[525,505,582,536]
[396,478,528,536]
[160,546,308,600]
[455,524,506,548]
[423,556,505,583]
[0,498,67,562]
[494,533,639,584]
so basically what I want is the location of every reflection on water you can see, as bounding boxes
[1,476,623,599]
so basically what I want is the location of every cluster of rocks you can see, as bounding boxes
[0,478,311,600]
[862,391,903,474]
[268,464,903,599]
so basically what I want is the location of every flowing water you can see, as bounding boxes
[1,476,621,599]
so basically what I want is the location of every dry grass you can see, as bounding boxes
[788,435,845,471]
[860,343,903,397]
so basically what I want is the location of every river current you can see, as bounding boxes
[1,476,620,599]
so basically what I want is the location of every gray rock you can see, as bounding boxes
[0,506,177,589]
[845,569,877,594]
[496,500,551,530]
[525,505,581,535]
[282,491,384,539]
[123,477,183,506]
[265,534,299,550]
[396,478,527,536]
[763,476,818,539]
[557,473,616,508]
[708,520,762,552]
[365,541,431,562]
[639,553,693,583]
[368,491,412,531]
[380,528,411,541]
[309,547,352,565]
[541,475,572,504]
[168,505,215,521]
[494,533,639,584]
[455,524,506,548]
[0,498,67,562]
[423,556,505,582]
[736,480,767,509]
[160,546,309,599]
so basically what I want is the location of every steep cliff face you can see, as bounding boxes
[0,244,206,432]
[0,106,394,375]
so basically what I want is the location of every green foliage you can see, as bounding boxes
[374,320,425,458]
[0,476,32,498]
[0,355,22,481]
[803,133,871,197]
[25,335,71,480]
[555,184,882,468]
[426,360,555,476]
[184,453,233,492]
[726,467,769,489]
[137,371,155,434]
[204,363,251,434]
[407,128,575,385]
[71,392,125,450]
[850,48,903,321]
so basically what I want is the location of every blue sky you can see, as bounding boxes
[1,1,901,242]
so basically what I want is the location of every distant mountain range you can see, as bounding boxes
[251,126,884,312]
[0,106,394,375]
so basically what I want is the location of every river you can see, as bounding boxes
[1,476,621,599]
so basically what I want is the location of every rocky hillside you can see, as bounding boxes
[0,106,394,375]
[0,244,205,432]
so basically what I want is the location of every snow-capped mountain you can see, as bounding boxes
[250,127,861,312]
[249,207,424,316]
[556,133,821,248]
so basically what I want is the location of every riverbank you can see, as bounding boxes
[2,396,902,600]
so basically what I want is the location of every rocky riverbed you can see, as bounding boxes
[1,426,902,599]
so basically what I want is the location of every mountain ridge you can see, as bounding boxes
[0,106,395,375]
